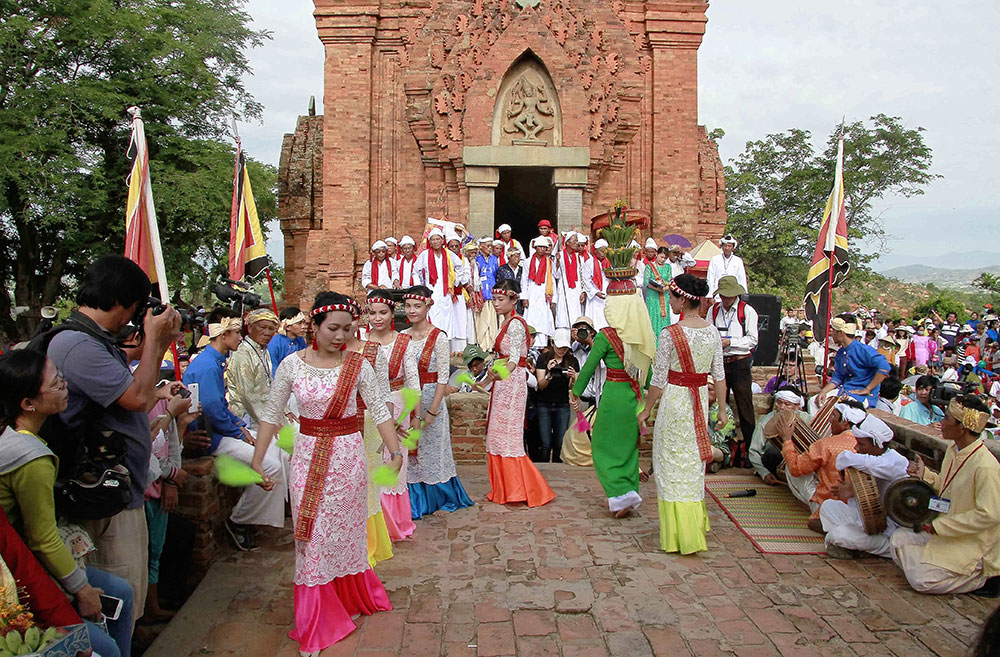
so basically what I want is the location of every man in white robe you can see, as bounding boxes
[416,227,464,342]
[495,222,526,266]
[582,238,610,330]
[394,235,418,288]
[445,232,471,353]
[666,244,696,278]
[362,240,393,291]
[707,234,748,298]
[521,235,557,347]
[555,232,585,330]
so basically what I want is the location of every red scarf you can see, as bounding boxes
[643,256,655,267]
[370,257,386,287]
[427,247,449,287]
[528,253,549,285]
[399,254,417,286]
[592,256,608,289]
[562,249,579,288]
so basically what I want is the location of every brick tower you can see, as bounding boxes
[278,0,726,304]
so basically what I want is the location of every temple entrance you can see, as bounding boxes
[494,167,556,251]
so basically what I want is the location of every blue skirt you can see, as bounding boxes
[408,477,475,519]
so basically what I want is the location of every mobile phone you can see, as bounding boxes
[100,594,124,621]
[155,379,168,388]
[178,388,191,399]
[187,382,199,413]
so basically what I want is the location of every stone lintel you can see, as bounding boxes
[465,166,500,188]
[463,146,590,168]
[552,167,588,188]
[644,4,707,49]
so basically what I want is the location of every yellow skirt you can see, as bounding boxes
[657,500,710,555]
[366,511,394,567]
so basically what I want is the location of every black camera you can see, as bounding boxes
[575,327,590,342]
[930,380,978,408]
[212,279,262,310]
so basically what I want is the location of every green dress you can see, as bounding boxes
[643,262,673,339]
[571,331,644,512]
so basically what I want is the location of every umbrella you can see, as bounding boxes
[662,233,691,248]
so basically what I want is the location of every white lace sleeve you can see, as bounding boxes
[358,359,391,425]
[373,347,390,399]
[403,337,420,390]
[435,332,450,384]
[710,327,725,383]
[650,327,674,389]
[262,354,297,426]
[506,319,526,359]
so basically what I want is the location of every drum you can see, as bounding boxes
[845,467,887,535]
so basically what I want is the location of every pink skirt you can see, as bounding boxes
[290,568,392,651]
[381,492,416,541]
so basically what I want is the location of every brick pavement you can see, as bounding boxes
[146,464,997,657]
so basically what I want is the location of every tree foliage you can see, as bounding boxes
[0,0,271,340]
[912,293,968,323]
[723,115,939,297]
[974,273,1000,296]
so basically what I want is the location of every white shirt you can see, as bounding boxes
[394,256,419,288]
[707,253,748,297]
[667,252,696,278]
[711,300,759,357]
[362,258,393,289]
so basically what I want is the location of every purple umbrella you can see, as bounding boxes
[661,233,691,248]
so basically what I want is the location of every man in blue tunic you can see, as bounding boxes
[818,314,890,407]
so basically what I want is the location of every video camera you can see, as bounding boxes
[212,279,262,311]
[930,380,979,409]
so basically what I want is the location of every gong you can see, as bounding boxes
[884,478,939,530]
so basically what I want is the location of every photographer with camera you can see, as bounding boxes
[534,329,579,463]
[45,255,181,627]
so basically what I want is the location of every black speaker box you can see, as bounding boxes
[746,294,783,366]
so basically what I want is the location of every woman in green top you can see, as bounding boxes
[643,247,674,341]
[0,349,131,657]
[570,292,656,519]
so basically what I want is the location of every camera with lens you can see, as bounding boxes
[575,326,590,342]
[930,380,978,409]
[212,279,262,311]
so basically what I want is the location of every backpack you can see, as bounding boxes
[711,300,748,333]
[27,314,133,519]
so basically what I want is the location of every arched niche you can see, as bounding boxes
[491,53,562,147]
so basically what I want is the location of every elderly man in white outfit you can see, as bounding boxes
[394,235,419,288]
[416,226,464,341]
[582,238,609,330]
[554,232,585,330]
[362,240,393,291]
[819,414,909,559]
[495,222,526,265]
[521,235,558,347]
[707,234,748,298]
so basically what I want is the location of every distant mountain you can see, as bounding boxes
[874,251,1000,272]
[882,263,1000,291]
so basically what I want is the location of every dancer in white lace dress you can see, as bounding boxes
[365,290,417,540]
[484,280,556,506]
[251,292,403,655]
[401,285,475,518]
[639,275,728,555]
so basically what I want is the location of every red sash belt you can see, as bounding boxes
[390,377,404,391]
[606,367,642,402]
[419,372,437,386]
[299,416,361,438]
[667,324,713,463]
[667,370,709,388]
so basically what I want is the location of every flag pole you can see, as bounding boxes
[821,255,834,387]
[265,268,279,314]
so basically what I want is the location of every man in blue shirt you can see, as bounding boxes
[267,307,308,376]
[183,308,286,551]
[817,314,891,407]
[899,374,945,425]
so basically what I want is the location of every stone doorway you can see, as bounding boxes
[494,167,557,249]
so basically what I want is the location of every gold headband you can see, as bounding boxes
[947,398,989,434]
[208,317,242,338]
[278,312,307,335]
[246,309,279,325]
[831,317,858,335]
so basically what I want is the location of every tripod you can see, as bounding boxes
[774,324,810,396]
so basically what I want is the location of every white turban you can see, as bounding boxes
[478,236,492,244]
[444,230,460,244]
[492,239,504,247]
[644,237,657,249]
[720,234,738,246]
[384,236,398,245]
[852,414,893,447]
[208,317,242,339]
[399,235,415,246]
[629,240,640,248]
[497,223,512,233]
[428,227,444,239]
[774,390,803,407]
[594,238,609,249]
[371,240,387,252]
[834,402,867,427]
[577,232,589,243]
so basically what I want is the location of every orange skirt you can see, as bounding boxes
[486,453,555,507]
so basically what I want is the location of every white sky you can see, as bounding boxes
[240,0,1000,269]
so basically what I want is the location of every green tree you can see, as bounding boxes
[974,272,1000,295]
[912,293,968,323]
[0,0,270,340]
[723,115,938,297]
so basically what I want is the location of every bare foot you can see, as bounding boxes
[807,518,825,534]
[614,508,631,519]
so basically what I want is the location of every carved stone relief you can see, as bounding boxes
[493,58,560,146]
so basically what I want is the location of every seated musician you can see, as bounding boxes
[748,386,816,507]
[819,414,909,559]
[816,314,891,407]
[893,395,1000,595]
[778,399,865,533]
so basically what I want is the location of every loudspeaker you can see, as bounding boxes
[747,294,783,366]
